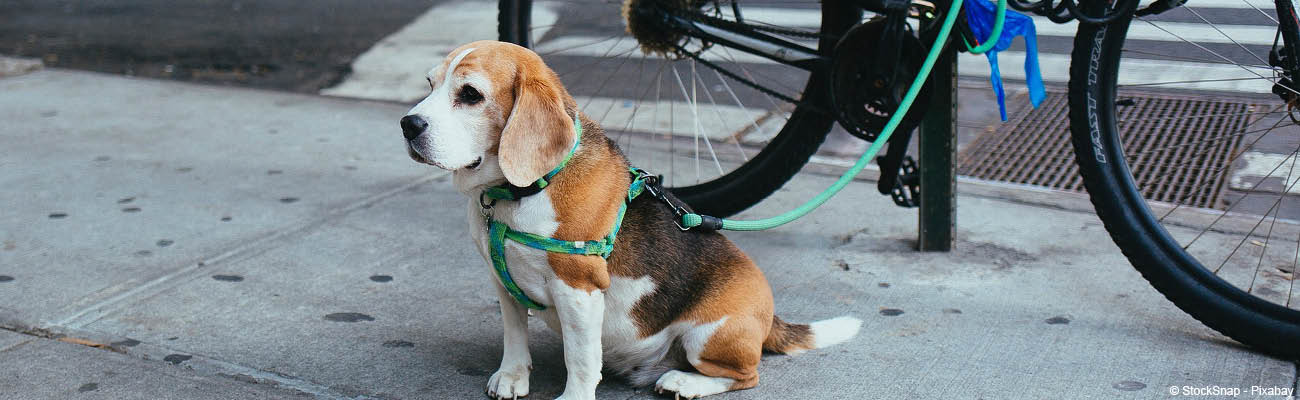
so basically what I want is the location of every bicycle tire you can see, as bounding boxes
[498,0,857,217]
[1069,15,1300,359]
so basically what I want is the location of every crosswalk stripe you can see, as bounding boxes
[967,51,1274,93]
[534,35,802,65]
[538,35,1275,93]
[1230,152,1300,194]
[1033,17,1276,45]
[721,0,1279,29]
[576,96,764,141]
[328,0,1279,124]
[321,1,558,102]
[718,5,1275,45]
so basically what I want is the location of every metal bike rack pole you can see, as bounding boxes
[917,45,957,251]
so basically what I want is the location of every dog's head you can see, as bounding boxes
[400,40,577,189]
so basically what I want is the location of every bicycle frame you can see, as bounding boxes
[631,0,948,72]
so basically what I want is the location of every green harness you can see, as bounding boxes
[480,117,650,310]
[478,0,984,307]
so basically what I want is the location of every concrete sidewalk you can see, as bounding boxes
[0,69,1295,399]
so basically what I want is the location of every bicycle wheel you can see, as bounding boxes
[498,0,858,217]
[1069,2,1300,358]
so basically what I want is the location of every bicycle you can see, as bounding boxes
[496,0,1300,359]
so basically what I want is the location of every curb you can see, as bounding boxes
[0,56,43,78]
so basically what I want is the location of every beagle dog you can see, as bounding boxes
[399,40,861,400]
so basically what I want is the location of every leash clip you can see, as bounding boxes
[643,175,692,231]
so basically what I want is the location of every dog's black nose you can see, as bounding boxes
[400,115,428,141]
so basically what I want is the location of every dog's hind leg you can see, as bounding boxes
[655,316,765,398]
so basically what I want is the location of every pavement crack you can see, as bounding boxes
[0,323,59,341]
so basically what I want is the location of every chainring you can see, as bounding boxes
[830,17,929,141]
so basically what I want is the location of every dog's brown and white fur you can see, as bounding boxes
[401,40,861,400]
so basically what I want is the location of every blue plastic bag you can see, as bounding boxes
[965,0,1046,121]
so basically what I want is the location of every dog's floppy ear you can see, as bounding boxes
[498,61,575,188]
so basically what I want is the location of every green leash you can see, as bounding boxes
[479,0,1010,308]
[480,116,652,309]
[964,0,1006,54]
[680,0,1002,231]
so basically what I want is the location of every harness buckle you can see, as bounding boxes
[479,191,497,210]
[478,191,496,220]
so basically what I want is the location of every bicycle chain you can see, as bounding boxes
[649,0,827,41]
[656,2,829,115]
[669,43,828,115]
[685,10,826,40]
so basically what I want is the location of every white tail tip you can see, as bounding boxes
[809,316,862,349]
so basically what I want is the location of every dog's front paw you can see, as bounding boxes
[486,366,530,399]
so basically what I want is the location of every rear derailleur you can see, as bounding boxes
[1270,44,1300,123]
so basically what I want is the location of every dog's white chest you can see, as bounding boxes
[463,192,672,378]
[466,195,561,307]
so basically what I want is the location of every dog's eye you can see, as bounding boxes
[456,85,484,105]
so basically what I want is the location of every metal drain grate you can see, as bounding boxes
[958,90,1256,209]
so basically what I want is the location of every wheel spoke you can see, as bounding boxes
[1214,151,1300,274]
[1241,0,1281,24]
[720,46,790,118]
[1122,47,1272,68]
[1183,7,1271,67]
[1180,115,1293,249]
[1119,75,1282,88]
[671,64,726,182]
[578,41,640,115]
[695,69,750,161]
[1137,17,1300,96]
[1134,103,1284,219]
[713,68,767,145]
[1248,141,1300,293]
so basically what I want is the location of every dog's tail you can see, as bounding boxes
[762,316,862,355]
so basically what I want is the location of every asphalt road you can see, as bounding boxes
[0,0,439,92]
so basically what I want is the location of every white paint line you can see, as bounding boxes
[577,96,764,141]
[718,7,819,28]
[539,35,1275,93]
[534,35,816,65]
[1033,17,1277,45]
[1230,152,1300,194]
[321,1,558,102]
[965,51,1275,93]
[326,1,1276,102]
[1177,0,1276,9]
[720,0,1276,30]
[318,1,768,138]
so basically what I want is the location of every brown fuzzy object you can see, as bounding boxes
[622,0,711,58]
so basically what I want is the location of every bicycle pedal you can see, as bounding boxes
[890,156,921,208]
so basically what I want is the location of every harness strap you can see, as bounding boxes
[487,168,651,310]
[489,220,548,310]
[482,116,584,202]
